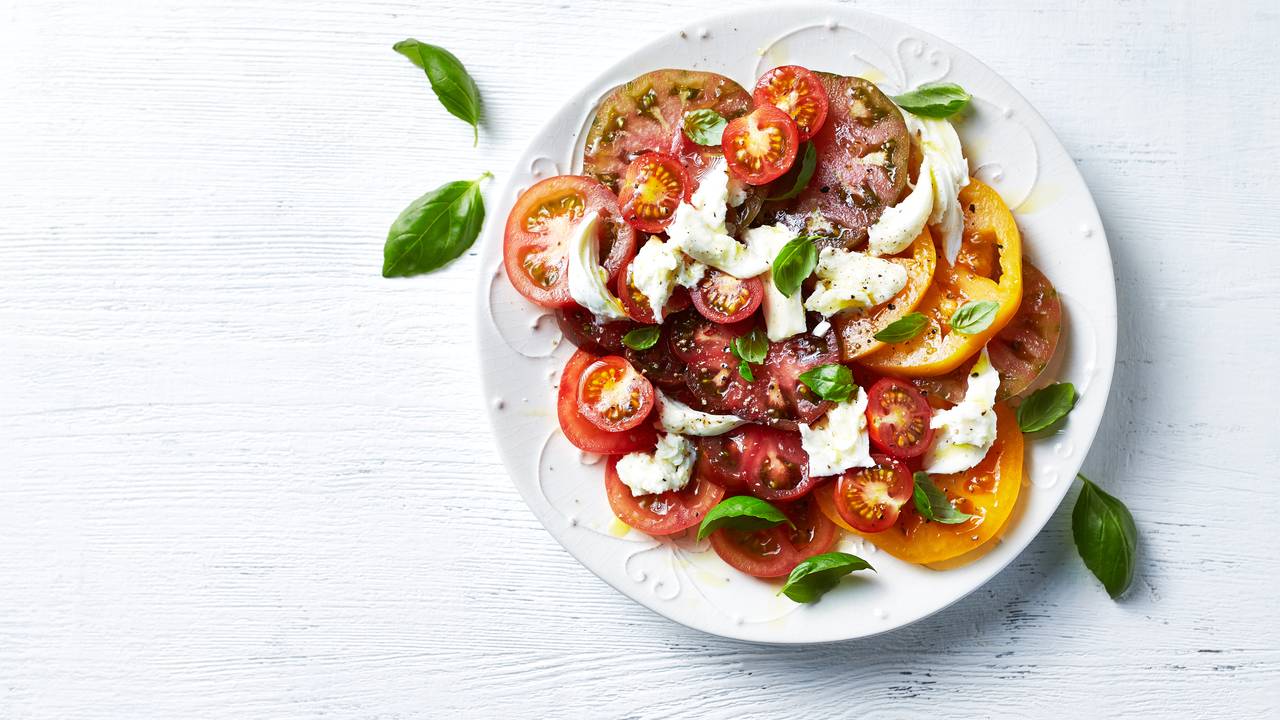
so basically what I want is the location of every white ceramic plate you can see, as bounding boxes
[475,4,1116,643]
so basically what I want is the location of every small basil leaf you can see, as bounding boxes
[949,300,1000,335]
[798,364,854,403]
[892,82,972,119]
[738,359,755,382]
[383,173,490,278]
[771,236,818,298]
[874,312,928,343]
[731,328,768,364]
[393,39,483,145]
[779,552,875,603]
[1017,382,1077,433]
[697,496,793,541]
[622,326,661,351]
[912,471,974,525]
[766,142,817,201]
[683,108,728,146]
[1072,475,1137,599]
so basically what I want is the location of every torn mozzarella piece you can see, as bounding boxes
[803,247,908,319]
[867,155,935,257]
[666,159,768,279]
[615,433,696,496]
[923,348,1000,475]
[566,210,627,321]
[627,236,701,322]
[799,387,875,477]
[657,390,746,437]
[743,224,807,342]
[902,112,970,264]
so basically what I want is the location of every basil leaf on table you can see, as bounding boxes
[682,109,728,146]
[622,326,661,351]
[393,39,483,145]
[1017,382,1077,433]
[949,300,1000,335]
[798,364,854,403]
[892,82,972,119]
[766,142,817,201]
[912,472,974,524]
[382,173,490,278]
[873,312,928,343]
[731,328,768,382]
[696,496,793,541]
[779,552,875,603]
[1072,475,1138,599]
[771,236,818,298]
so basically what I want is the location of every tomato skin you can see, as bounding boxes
[616,256,691,324]
[865,378,934,460]
[606,459,725,536]
[690,269,765,324]
[708,495,837,578]
[557,350,657,454]
[618,152,690,233]
[741,426,817,502]
[833,455,913,533]
[576,356,655,433]
[753,65,829,142]
[721,105,800,185]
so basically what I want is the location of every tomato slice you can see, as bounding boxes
[617,256,691,324]
[987,261,1062,398]
[691,269,764,324]
[833,227,937,360]
[865,378,934,459]
[761,330,839,426]
[557,350,657,454]
[721,105,800,185]
[694,430,751,489]
[617,152,690,233]
[623,323,687,392]
[753,65,829,142]
[708,494,836,578]
[832,454,913,533]
[576,356,655,432]
[555,305,634,355]
[780,495,839,560]
[503,176,637,308]
[741,425,816,502]
[606,458,725,536]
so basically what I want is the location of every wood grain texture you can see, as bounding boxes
[2,0,1277,717]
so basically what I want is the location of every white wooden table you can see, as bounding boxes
[2,0,1277,717]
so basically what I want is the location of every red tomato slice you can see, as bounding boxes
[555,305,635,355]
[708,495,837,577]
[694,430,751,490]
[617,256,692,324]
[623,323,687,392]
[761,330,839,426]
[721,105,801,185]
[865,377,934,459]
[503,176,636,308]
[780,495,839,559]
[606,458,725,536]
[576,356,655,432]
[618,152,690,233]
[557,350,657,454]
[833,454,913,533]
[691,269,764,324]
[753,65,829,142]
[741,425,816,502]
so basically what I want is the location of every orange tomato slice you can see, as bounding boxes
[833,226,937,360]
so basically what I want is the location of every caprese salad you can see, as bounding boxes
[502,66,1063,588]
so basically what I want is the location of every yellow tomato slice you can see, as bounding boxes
[858,179,1023,377]
[816,403,1024,566]
[833,226,937,359]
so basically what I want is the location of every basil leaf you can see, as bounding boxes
[393,39,482,145]
[779,552,874,603]
[912,472,974,524]
[683,109,728,146]
[771,236,818,298]
[1017,382,1077,433]
[949,300,1000,335]
[798,364,854,403]
[731,328,768,364]
[738,360,755,382]
[622,326,661,351]
[874,312,928,343]
[383,173,490,278]
[892,82,972,119]
[697,496,793,540]
[766,142,817,201]
[1072,475,1137,599]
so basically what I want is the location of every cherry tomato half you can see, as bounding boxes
[866,377,934,459]
[617,152,690,233]
[576,356,655,432]
[721,105,800,185]
[691,268,764,324]
[833,454,913,533]
[606,459,724,536]
[617,255,692,324]
[752,65,829,142]
[557,350,657,454]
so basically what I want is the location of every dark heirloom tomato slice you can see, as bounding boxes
[576,356,655,432]
[617,256,691,324]
[779,495,839,560]
[761,330,840,426]
[741,426,816,502]
[721,105,801,185]
[753,65,829,142]
[624,323,686,392]
[865,378,934,459]
[557,350,657,454]
[833,454,913,533]
[618,152,690,232]
[606,459,725,536]
[503,176,636,308]
[694,430,751,489]
[708,494,837,578]
[691,269,764,324]
[555,305,634,355]
[766,73,910,246]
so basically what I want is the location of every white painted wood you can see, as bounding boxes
[1,0,1276,716]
